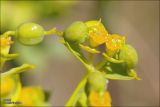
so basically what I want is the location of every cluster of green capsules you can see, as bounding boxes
[0,19,140,107]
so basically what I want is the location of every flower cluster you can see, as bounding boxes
[64,20,140,106]
[0,19,140,107]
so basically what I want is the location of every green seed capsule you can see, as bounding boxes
[86,72,107,93]
[64,21,88,44]
[16,23,45,45]
[119,44,138,68]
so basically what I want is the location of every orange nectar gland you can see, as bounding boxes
[0,37,13,47]
[1,76,15,97]
[89,91,111,107]
[86,20,109,47]
[106,34,125,52]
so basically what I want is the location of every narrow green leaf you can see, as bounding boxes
[79,44,100,54]
[63,41,89,69]
[1,64,35,78]
[103,53,124,63]
[105,73,135,80]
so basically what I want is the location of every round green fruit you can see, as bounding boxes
[119,44,138,68]
[16,23,45,45]
[86,72,107,93]
[64,21,88,44]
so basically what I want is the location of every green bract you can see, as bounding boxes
[16,23,45,45]
[119,44,138,68]
[64,21,88,44]
[76,92,87,106]
[86,72,106,93]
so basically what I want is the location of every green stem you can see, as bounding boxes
[0,53,18,60]
[65,73,89,107]
[45,28,63,37]
[0,53,19,69]
[96,58,107,70]
[64,42,90,71]
[1,31,16,37]
[88,53,94,65]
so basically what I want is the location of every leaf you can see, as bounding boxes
[128,69,141,80]
[105,73,135,80]
[69,42,86,59]
[79,44,100,54]
[103,53,124,63]
[104,63,140,80]
[63,41,89,68]
[1,64,35,78]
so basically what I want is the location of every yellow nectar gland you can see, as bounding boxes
[87,21,109,47]
[1,76,15,97]
[88,91,111,107]
[106,34,125,52]
[0,37,13,47]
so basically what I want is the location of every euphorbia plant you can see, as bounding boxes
[0,19,140,106]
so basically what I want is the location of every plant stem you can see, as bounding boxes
[96,58,107,70]
[88,53,94,65]
[65,73,89,106]
[45,28,63,37]
[64,42,90,71]
[1,31,16,37]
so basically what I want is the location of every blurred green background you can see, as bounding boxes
[1,0,159,106]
